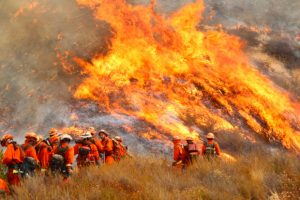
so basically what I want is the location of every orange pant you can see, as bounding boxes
[105,156,114,165]
[7,169,20,186]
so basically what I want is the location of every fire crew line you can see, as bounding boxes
[0,128,221,195]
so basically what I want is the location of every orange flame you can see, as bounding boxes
[73,0,300,152]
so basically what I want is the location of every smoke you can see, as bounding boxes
[0,0,299,153]
[0,0,111,136]
[202,0,300,96]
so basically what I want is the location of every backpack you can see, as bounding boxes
[50,145,69,173]
[187,143,199,160]
[78,145,91,163]
[204,142,216,157]
[20,157,36,178]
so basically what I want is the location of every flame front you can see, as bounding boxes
[73,0,300,152]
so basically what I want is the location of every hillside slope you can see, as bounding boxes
[6,149,300,200]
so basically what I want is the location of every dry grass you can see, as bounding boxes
[4,149,300,200]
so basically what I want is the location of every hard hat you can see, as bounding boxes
[186,137,193,141]
[81,131,92,139]
[25,132,38,140]
[206,132,215,139]
[1,134,13,146]
[115,136,122,142]
[1,134,13,142]
[173,136,181,141]
[88,127,96,134]
[49,128,58,137]
[60,134,72,141]
[37,135,44,141]
[99,129,109,136]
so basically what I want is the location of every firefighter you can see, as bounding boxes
[202,132,221,159]
[74,132,100,168]
[88,127,104,160]
[20,132,39,177]
[36,129,59,173]
[1,134,24,186]
[113,136,127,161]
[172,136,183,169]
[99,130,114,164]
[183,137,199,166]
[50,134,74,181]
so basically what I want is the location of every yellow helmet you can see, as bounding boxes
[49,128,58,137]
[25,132,38,140]
[206,132,215,139]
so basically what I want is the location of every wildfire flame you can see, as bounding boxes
[73,0,300,152]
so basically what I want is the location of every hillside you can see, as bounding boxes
[5,148,300,200]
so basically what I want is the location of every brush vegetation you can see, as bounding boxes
[3,148,300,200]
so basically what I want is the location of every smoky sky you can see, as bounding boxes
[0,0,299,139]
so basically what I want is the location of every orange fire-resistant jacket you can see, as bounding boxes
[2,143,24,185]
[52,142,74,167]
[92,137,104,153]
[0,178,10,195]
[36,141,52,169]
[173,142,183,161]
[2,143,24,166]
[74,143,100,165]
[102,137,114,164]
[22,142,39,162]
[119,142,127,157]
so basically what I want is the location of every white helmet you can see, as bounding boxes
[99,129,109,136]
[81,131,92,139]
[206,132,215,139]
[115,136,122,142]
[60,134,72,141]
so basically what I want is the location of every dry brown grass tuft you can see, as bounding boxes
[4,149,300,200]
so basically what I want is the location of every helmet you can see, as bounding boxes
[25,132,38,140]
[60,134,72,141]
[1,134,14,146]
[88,127,96,135]
[206,132,215,139]
[1,134,13,141]
[99,129,109,136]
[81,131,92,139]
[115,136,122,142]
[49,128,58,137]
[173,136,181,142]
[186,137,193,141]
[1,134,13,146]
[37,135,44,141]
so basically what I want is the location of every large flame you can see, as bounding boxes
[74,0,300,152]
